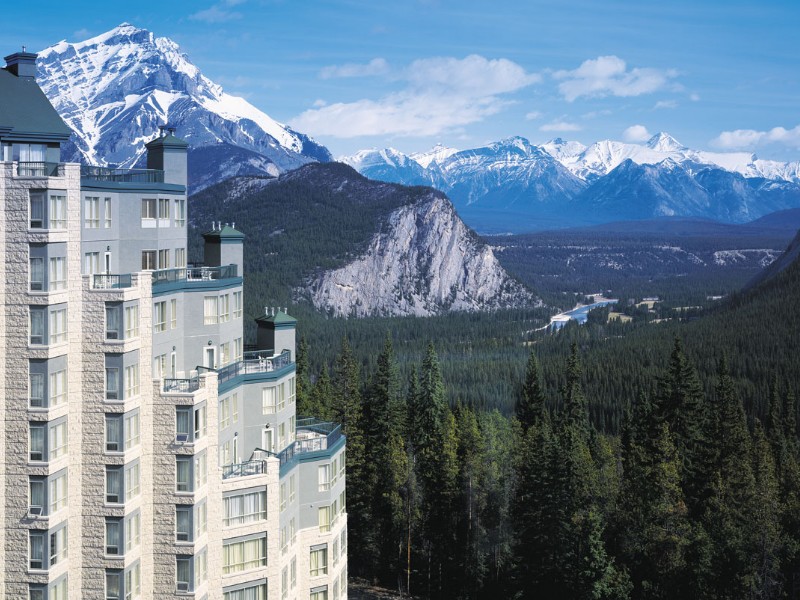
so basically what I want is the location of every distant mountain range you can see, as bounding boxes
[342,134,800,233]
[36,23,331,192]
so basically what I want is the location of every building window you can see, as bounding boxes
[176,557,192,593]
[85,251,100,275]
[289,474,296,504]
[282,567,288,600]
[194,452,207,489]
[194,406,207,440]
[195,501,208,538]
[176,506,192,542]
[106,304,122,339]
[48,257,66,290]
[124,364,139,398]
[290,517,296,545]
[49,526,68,566]
[154,301,167,333]
[52,577,68,600]
[106,518,123,555]
[141,250,156,270]
[30,256,44,290]
[158,198,170,220]
[158,249,170,269]
[106,414,123,452]
[194,549,208,589]
[222,536,267,574]
[29,477,46,515]
[125,513,141,552]
[340,526,347,554]
[106,466,123,503]
[124,305,139,338]
[310,587,328,600]
[29,371,44,407]
[203,296,218,325]
[49,194,66,229]
[340,490,346,515]
[175,199,186,227]
[50,472,67,513]
[106,367,120,401]
[220,342,230,366]
[29,422,46,462]
[224,491,267,527]
[175,248,186,268]
[125,463,140,498]
[105,571,121,600]
[176,457,192,492]
[280,526,288,555]
[262,387,276,414]
[29,531,45,569]
[49,421,68,460]
[291,557,297,588]
[30,307,45,344]
[310,546,328,577]
[233,291,243,318]
[280,482,287,512]
[176,407,192,442]
[125,562,142,600]
[49,369,67,406]
[170,299,178,329]
[29,191,45,228]
[234,338,243,362]
[104,197,112,228]
[141,199,156,221]
[318,464,331,492]
[49,307,67,344]
[219,294,230,322]
[223,584,268,600]
[85,197,100,228]
[154,354,167,379]
[319,506,331,533]
[125,412,140,449]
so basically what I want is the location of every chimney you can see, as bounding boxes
[4,49,38,79]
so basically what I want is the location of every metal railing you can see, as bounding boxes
[80,165,164,183]
[222,459,267,480]
[278,419,342,469]
[151,264,238,286]
[17,162,61,177]
[216,349,292,387]
[163,376,202,393]
[92,274,133,289]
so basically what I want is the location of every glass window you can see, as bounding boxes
[219,294,230,322]
[49,307,67,344]
[176,557,192,593]
[106,519,122,555]
[310,546,328,577]
[318,465,331,492]
[125,564,141,600]
[141,199,156,220]
[158,198,170,220]
[124,305,139,338]
[195,501,207,538]
[176,457,192,492]
[125,463,140,498]
[175,199,186,227]
[125,412,140,449]
[194,406,207,440]
[176,407,192,442]
[158,249,169,269]
[50,472,67,513]
[49,421,68,460]
[49,526,67,566]
[124,364,139,398]
[85,197,100,228]
[104,198,112,228]
[106,414,123,452]
[29,422,46,461]
[50,370,67,407]
[106,570,121,600]
[29,531,45,569]
[106,368,120,401]
[223,584,268,600]
[106,304,121,339]
[319,506,331,533]
[125,513,141,552]
[49,257,66,290]
[29,256,44,290]
[29,478,46,514]
[224,491,267,527]
[29,306,45,344]
[175,248,186,268]
[222,536,267,574]
[85,252,100,275]
[52,577,68,600]
[203,296,218,325]
[49,195,66,229]
[153,302,167,333]
[29,372,44,407]
[233,291,243,318]
[194,453,207,489]
[141,250,156,270]
[29,191,45,228]
[106,466,123,503]
[170,299,177,329]
[176,506,192,542]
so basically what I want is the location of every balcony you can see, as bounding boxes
[163,376,203,394]
[92,274,134,289]
[222,458,269,480]
[216,349,292,388]
[17,162,62,177]
[80,165,164,183]
[151,264,238,288]
[278,418,343,472]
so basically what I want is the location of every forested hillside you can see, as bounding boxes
[298,250,800,598]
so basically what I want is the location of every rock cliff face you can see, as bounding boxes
[306,192,536,317]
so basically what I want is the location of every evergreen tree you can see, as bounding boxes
[516,350,546,431]
[295,335,312,416]
[306,364,333,420]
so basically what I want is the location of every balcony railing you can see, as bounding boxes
[17,162,62,177]
[216,349,292,387]
[163,376,202,393]
[222,459,267,480]
[151,264,238,286]
[92,274,133,289]
[278,419,342,469]
[80,165,164,183]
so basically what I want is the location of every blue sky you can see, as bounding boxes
[2,0,799,159]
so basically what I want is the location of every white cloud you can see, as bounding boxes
[712,125,800,149]
[320,58,390,79]
[539,121,581,132]
[623,124,651,142]
[290,55,540,138]
[312,99,327,108]
[654,100,678,110]
[690,93,700,101]
[190,0,245,23]
[553,55,677,102]
[525,111,542,121]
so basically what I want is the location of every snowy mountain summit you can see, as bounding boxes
[37,23,330,189]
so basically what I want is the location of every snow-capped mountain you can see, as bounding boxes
[37,23,330,191]
[342,133,800,232]
[339,147,429,186]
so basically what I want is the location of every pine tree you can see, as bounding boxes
[562,342,589,432]
[306,364,333,420]
[516,350,546,431]
[295,335,312,416]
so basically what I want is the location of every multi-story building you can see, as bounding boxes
[0,49,346,600]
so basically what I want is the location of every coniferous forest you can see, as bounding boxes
[296,256,800,599]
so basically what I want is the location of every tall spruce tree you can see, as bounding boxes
[516,351,546,431]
